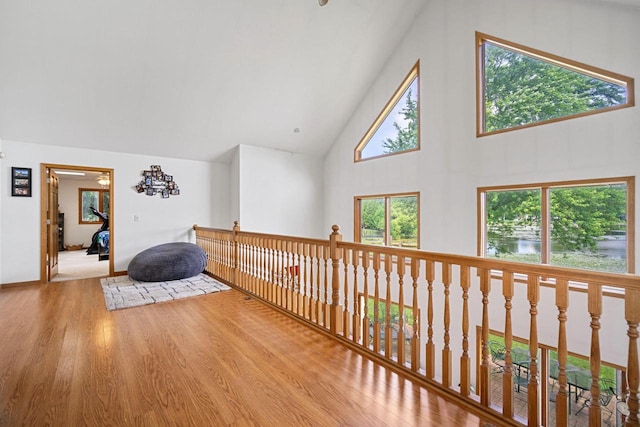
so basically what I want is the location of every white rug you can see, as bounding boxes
[100,273,231,311]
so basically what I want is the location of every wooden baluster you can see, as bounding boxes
[343,248,350,338]
[289,242,296,312]
[397,256,406,365]
[527,275,540,427]
[309,244,317,322]
[502,271,514,416]
[373,252,381,354]
[272,239,279,303]
[273,240,284,304]
[315,245,322,324]
[330,225,343,334]
[295,243,302,315]
[323,245,330,328]
[384,254,393,359]
[442,262,452,388]
[460,265,471,397]
[362,251,370,348]
[303,243,310,320]
[626,289,640,425]
[285,241,292,309]
[261,239,267,298]
[589,283,603,426]
[249,237,255,293]
[426,260,435,379]
[352,249,361,343]
[411,259,420,372]
[281,241,287,307]
[266,239,272,300]
[479,268,491,406]
[555,278,569,426]
[287,242,298,312]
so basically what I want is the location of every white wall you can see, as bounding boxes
[0,139,231,284]
[323,0,640,372]
[237,144,324,238]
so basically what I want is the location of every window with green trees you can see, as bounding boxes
[478,177,634,274]
[476,32,634,136]
[355,193,419,248]
[79,188,110,224]
[355,62,420,161]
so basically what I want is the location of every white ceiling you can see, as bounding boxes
[1,0,638,163]
[0,0,429,162]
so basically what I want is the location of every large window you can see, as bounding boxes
[476,32,634,136]
[354,62,420,162]
[79,188,110,224]
[478,177,634,274]
[355,193,419,248]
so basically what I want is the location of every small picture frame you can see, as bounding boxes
[11,167,32,197]
[162,189,169,198]
[146,188,155,196]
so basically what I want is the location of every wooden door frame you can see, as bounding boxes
[40,163,114,283]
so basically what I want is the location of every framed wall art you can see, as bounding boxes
[11,167,32,197]
[135,164,180,198]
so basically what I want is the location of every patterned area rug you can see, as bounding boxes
[100,273,231,311]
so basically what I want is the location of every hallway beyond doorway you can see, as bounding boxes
[50,249,109,282]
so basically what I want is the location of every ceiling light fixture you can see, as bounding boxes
[319,0,328,5]
[98,176,110,186]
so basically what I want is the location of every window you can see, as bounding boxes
[360,293,420,364]
[476,32,634,136]
[355,62,420,161]
[79,188,110,224]
[355,193,419,248]
[484,330,624,425]
[478,177,634,274]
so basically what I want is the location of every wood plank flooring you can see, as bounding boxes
[0,278,497,426]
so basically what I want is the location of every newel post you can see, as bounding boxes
[329,225,343,335]
[232,221,240,286]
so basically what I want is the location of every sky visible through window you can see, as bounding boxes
[360,78,418,159]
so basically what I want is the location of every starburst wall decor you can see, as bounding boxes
[135,165,180,198]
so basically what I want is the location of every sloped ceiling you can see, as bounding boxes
[0,0,428,162]
[0,0,638,162]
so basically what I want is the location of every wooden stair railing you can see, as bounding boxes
[194,223,640,427]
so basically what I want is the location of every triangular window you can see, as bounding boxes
[355,62,420,162]
[476,32,634,136]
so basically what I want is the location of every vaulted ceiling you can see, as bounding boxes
[0,0,638,162]
[0,0,428,162]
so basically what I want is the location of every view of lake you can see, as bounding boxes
[488,236,626,260]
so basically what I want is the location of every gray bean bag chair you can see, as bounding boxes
[128,242,207,282]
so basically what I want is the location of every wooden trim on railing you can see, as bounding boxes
[195,222,640,427]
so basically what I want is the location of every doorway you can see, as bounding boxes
[40,163,114,282]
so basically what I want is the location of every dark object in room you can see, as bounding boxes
[86,207,109,255]
[128,242,207,282]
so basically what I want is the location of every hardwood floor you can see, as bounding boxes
[0,278,498,426]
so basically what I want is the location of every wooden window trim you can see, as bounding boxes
[477,176,635,274]
[354,61,421,162]
[475,31,635,137]
[354,191,420,249]
[79,188,108,224]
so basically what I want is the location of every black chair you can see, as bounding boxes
[575,377,616,422]
[488,340,506,373]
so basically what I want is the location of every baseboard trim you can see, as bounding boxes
[0,279,42,289]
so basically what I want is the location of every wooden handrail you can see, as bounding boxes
[193,223,640,426]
